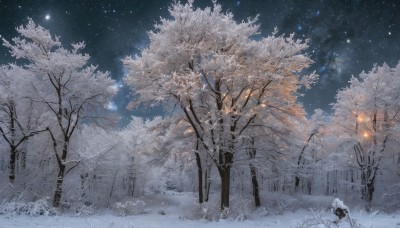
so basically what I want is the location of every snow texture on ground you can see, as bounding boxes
[1,210,400,228]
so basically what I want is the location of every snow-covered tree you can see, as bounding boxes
[333,62,400,203]
[51,116,166,209]
[0,65,47,184]
[117,116,167,196]
[123,1,317,210]
[2,19,116,207]
[293,109,326,192]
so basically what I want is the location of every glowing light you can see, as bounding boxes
[45,14,50,20]
[362,132,370,138]
[346,39,351,44]
[184,128,194,135]
[107,102,117,111]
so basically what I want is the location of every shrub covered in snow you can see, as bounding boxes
[299,209,335,228]
[0,198,57,217]
[111,199,149,216]
[195,195,256,221]
[299,199,364,228]
[332,198,350,221]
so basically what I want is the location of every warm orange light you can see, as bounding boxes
[357,114,367,122]
[362,132,370,138]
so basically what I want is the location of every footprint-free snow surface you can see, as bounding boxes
[1,210,400,228]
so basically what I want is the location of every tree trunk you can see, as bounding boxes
[294,133,315,190]
[20,148,27,170]
[128,157,135,197]
[250,163,261,207]
[361,168,376,203]
[194,151,204,204]
[8,146,17,183]
[247,138,261,206]
[366,180,375,202]
[53,140,69,208]
[8,102,16,183]
[109,170,118,206]
[294,176,300,188]
[220,165,231,210]
[218,147,234,211]
[53,163,65,208]
[204,162,211,202]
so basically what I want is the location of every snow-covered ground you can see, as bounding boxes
[1,192,399,227]
[1,210,400,228]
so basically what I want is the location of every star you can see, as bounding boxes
[45,14,50,20]
[297,25,303,31]
[346,39,351,44]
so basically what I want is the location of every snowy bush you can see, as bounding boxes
[332,198,350,220]
[254,206,269,217]
[111,199,149,216]
[268,194,300,214]
[298,209,335,228]
[298,199,364,228]
[196,196,255,221]
[228,196,253,221]
[197,200,220,221]
[331,198,363,227]
[0,198,57,217]
[62,201,96,216]
[261,193,335,214]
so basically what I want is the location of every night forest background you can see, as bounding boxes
[0,0,399,221]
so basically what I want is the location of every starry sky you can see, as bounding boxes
[0,0,399,126]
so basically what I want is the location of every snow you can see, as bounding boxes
[1,210,400,228]
[332,198,349,212]
[2,192,399,227]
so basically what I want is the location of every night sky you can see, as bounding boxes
[0,0,399,125]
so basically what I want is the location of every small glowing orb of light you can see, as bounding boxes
[107,102,117,111]
[362,132,369,138]
[45,14,50,20]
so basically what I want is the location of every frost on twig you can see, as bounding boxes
[299,209,334,228]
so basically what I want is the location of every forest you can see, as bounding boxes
[0,1,399,227]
